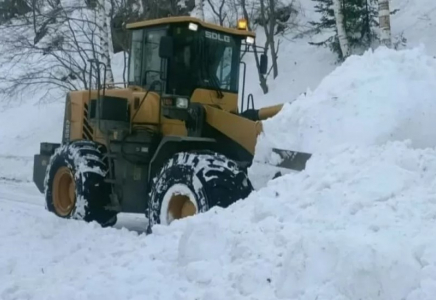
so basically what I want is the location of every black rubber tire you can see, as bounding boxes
[147,151,253,232]
[44,140,117,227]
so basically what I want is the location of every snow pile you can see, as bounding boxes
[255,46,436,164]
[3,140,436,299]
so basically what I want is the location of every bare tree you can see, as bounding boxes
[141,0,194,19]
[257,0,281,79]
[97,0,114,84]
[110,0,138,85]
[240,0,269,94]
[0,2,117,103]
[226,0,241,26]
[206,0,226,25]
[239,0,296,93]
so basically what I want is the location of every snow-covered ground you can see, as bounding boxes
[2,0,436,298]
[255,46,436,161]
[3,139,436,299]
[3,45,436,299]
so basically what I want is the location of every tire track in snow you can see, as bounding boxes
[0,180,45,217]
[0,155,33,183]
[0,156,148,232]
[0,180,149,233]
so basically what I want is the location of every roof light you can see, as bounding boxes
[246,36,255,44]
[237,19,248,30]
[188,22,198,31]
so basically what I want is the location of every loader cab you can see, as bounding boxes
[126,17,256,99]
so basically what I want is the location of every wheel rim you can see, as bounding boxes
[161,184,198,225]
[168,194,196,220]
[52,167,76,216]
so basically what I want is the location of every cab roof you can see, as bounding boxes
[125,16,256,38]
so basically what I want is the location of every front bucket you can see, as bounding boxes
[271,148,312,171]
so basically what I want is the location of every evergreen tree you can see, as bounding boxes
[0,0,31,24]
[309,0,378,60]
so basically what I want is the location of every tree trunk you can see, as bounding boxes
[378,0,392,48]
[32,0,37,35]
[270,41,279,79]
[332,0,350,59]
[206,0,226,25]
[268,0,278,79]
[241,0,268,94]
[260,0,279,79]
[98,0,114,85]
[253,44,269,94]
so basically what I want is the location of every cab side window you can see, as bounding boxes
[143,28,166,90]
[128,29,143,85]
[216,46,233,90]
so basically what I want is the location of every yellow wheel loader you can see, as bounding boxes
[32,16,311,231]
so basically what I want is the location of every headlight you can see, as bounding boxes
[246,36,255,44]
[176,98,189,109]
[188,23,198,31]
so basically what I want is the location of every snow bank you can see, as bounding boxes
[255,46,436,164]
[3,140,436,299]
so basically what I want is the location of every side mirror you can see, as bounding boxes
[260,54,268,75]
[159,36,174,58]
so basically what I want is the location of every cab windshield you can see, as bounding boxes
[168,25,241,96]
[128,23,242,96]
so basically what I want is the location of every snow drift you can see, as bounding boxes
[255,46,436,163]
[3,46,436,299]
[3,141,436,300]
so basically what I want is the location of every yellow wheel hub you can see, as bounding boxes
[168,194,196,220]
[52,167,76,216]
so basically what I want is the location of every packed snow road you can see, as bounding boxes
[0,179,149,233]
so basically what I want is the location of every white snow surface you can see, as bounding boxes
[3,140,436,299]
[255,46,436,163]
[2,0,436,298]
[4,47,436,298]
